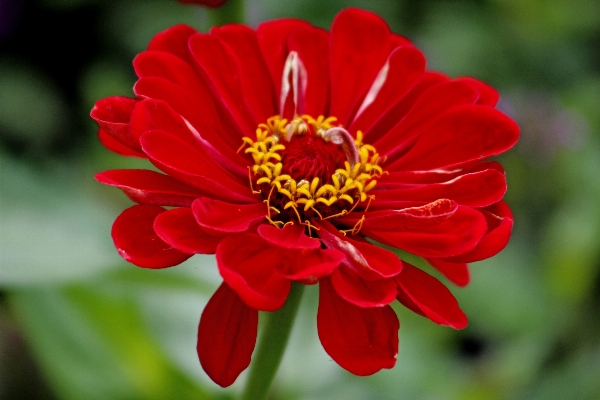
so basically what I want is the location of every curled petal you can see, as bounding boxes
[154,207,222,254]
[342,199,458,232]
[91,96,140,151]
[395,263,468,329]
[426,258,470,287]
[147,24,197,63]
[331,267,398,307]
[216,233,290,311]
[364,206,487,258]
[316,219,402,280]
[98,129,145,157]
[192,197,266,233]
[111,205,191,268]
[318,278,399,376]
[444,201,514,263]
[95,169,203,207]
[197,283,257,388]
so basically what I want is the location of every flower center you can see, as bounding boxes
[241,115,383,229]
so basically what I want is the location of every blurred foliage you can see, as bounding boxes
[1,0,600,399]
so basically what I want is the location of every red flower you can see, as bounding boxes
[178,0,228,8]
[92,8,518,387]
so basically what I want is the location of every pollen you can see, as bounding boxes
[241,115,383,229]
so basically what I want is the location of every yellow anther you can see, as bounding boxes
[259,165,272,178]
[310,177,319,194]
[316,196,338,207]
[265,152,282,162]
[274,174,292,182]
[278,188,293,199]
[257,177,271,185]
[303,199,315,211]
[270,144,286,152]
[273,163,283,177]
[315,184,337,198]
[296,187,311,199]
[284,201,297,209]
[364,180,377,192]
[339,194,354,204]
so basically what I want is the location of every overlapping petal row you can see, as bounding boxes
[92,8,518,387]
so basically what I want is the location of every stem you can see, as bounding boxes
[208,0,245,25]
[241,283,305,400]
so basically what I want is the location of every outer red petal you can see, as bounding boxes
[154,207,222,254]
[395,263,468,329]
[376,80,479,162]
[98,129,145,158]
[256,19,311,102]
[147,24,197,63]
[316,219,402,280]
[329,8,393,125]
[139,130,255,203]
[457,76,500,106]
[364,206,487,258]
[91,96,140,151]
[331,267,398,307]
[211,24,277,124]
[188,33,256,133]
[318,278,399,376]
[216,233,290,311]
[111,205,191,268]
[342,199,458,232]
[387,104,520,171]
[192,197,265,234]
[444,201,514,263]
[426,258,470,287]
[372,168,507,208]
[258,223,320,250]
[95,169,203,207]
[197,283,257,388]
[350,46,426,135]
[287,25,330,116]
[130,98,247,176]
[365,71,449,143]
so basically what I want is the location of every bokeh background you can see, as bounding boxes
[2,0,600,399]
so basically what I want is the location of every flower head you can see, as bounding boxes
[92,8,518,387]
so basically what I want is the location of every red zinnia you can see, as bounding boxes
[92,8,518,387]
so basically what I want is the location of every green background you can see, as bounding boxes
[1,0,600,399]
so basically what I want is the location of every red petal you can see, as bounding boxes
[98,129,145,157]
[111,205,191,268]
[342,199,458,232]
[257,19,311,102]
[457,76,499,106]
[315,219,402,280]
[211,24,277,123]
[147,24,197,63]
[444,201,514,263]
[329,8,393,125]
[154,207,222,254]
[287,25,330,116]
[376,80,479,163]
[331,267,398,307]
[130,99,247,176]
[91,96,140,151]
[139,130,256,203]
[372,168,507,208]
[217,233,290,311]
[197,283,257,387]
[350,46,426,135]
[188,33,256,133]
[95,169,203,207]
[395,263,468,329]
[426,258,470,287]
[318,278,399,376]
[258,223,320,250]
[364,206,487,258]
[364,71,449,143]
[134,76,242,150]
[192,197,266,233]
[387,104,520,171]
